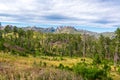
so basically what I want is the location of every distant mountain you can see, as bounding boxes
[22,26,55,33]
[55,26,78,34]
[55,26,100,36]
[55,26,115,38]
[100,32,115,38]
[0,25,115,38]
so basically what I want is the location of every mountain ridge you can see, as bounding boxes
[0,25,115,38]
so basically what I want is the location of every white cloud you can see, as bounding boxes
[0,0,120,28]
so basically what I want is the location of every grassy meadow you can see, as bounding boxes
[0,52,120,80]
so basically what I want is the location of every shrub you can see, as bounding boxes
[118,67,120,74]
[73,63,112,80]
[59,57,64,60]
[19,52,28,57]
[73,63,87,77]
[58,63,64,70]
[93,54,101,65]
[103,63,111,72]
[43,62,47,67]
[81,58,85,62]
[64,66,72,71]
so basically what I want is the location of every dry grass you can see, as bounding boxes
[0,52,120,80]
[0,52,83,80]
[0,52,93,69]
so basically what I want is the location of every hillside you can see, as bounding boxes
[55,26,115,38]
[0,25,120,80]
[0,25,115,38]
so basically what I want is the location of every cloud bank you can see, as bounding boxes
[0,0,120,29]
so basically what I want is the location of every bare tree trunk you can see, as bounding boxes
[83,33,86,57]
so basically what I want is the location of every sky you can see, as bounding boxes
[0,0,120,32]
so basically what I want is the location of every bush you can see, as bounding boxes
[103,63,111,72]
[59,57,64,60]
[118,67,120,74]
[72,63,112,80]
[93,54,101,65]
[73,63,87,77]
[64,66,72,71]
[34,50,41,57]
[43,62,47,67]
[58,63,64,70]
[17,52,28,57]
[57,64,72,71]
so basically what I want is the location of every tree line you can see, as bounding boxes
[0,25,120,63]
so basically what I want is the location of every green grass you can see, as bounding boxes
[0,52,120,80]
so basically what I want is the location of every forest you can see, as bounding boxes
[0,25,120,80]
